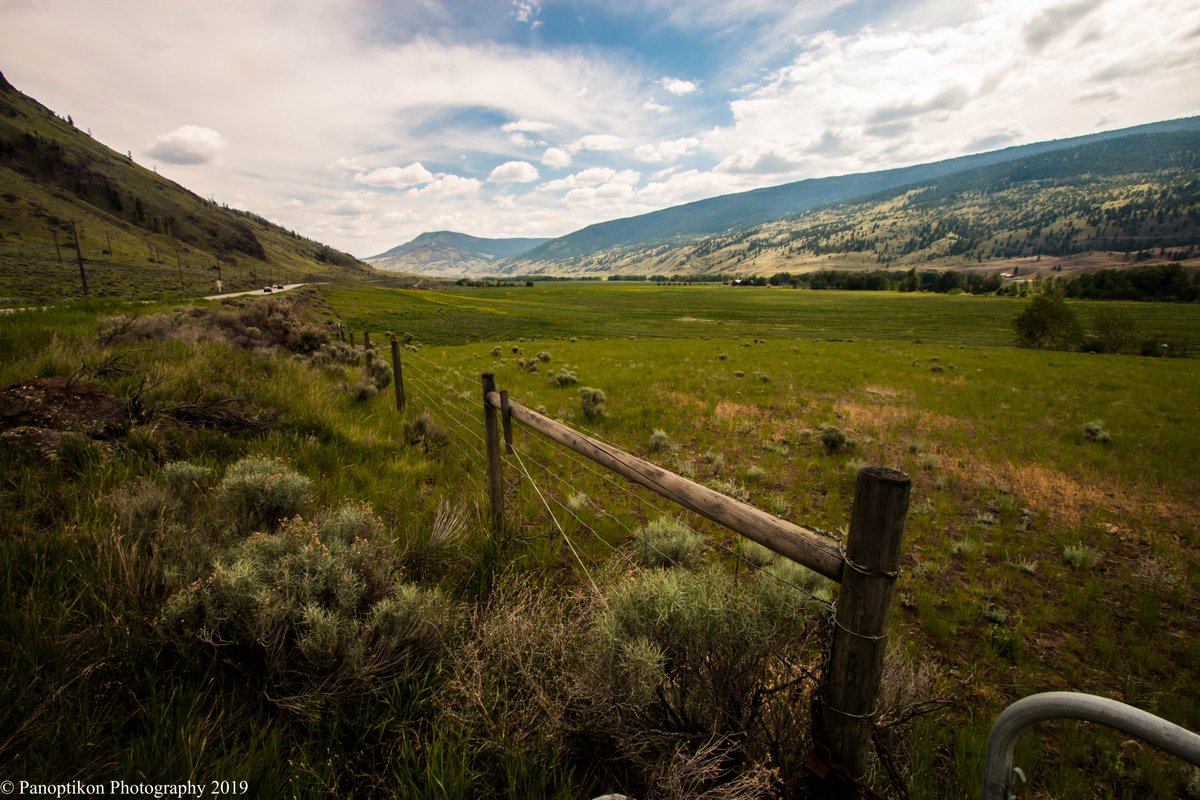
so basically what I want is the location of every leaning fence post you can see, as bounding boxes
[390,338,405,410]
[481,373,504,533]
[814,465,911,790]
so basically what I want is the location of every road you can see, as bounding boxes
[203,283,309,301]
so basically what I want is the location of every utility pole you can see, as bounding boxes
[50,228,63,263]
[70,221,89,297]
[176,246,185,295]
[105,231,113,259]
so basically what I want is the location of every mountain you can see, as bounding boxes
[0,71,372,303]
[366,231,549,275]
[499,116,1200,276]
[581,131,1200,277]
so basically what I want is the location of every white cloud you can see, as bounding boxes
[659,77,699,95]
[508,132,539,147]
[634,137,700,162]
[502,119,556,133]
[540,167,640,192]
[488,160,539,182]
[354,163,436,188]
[145,124,225,165]
[542,147,572,168]
[513,0,541,25]
[571,134,627,152]
[643,99,670,113]
[407,174,481,198]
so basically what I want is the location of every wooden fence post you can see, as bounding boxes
[70,221,89,297]
[499,390,514,455]
[349,331,355,349]
[481,373,504,533]
[391,338,405,410]
[814,465,911,789]
[363,331,371,351]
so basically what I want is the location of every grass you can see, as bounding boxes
[2,283,1198,798]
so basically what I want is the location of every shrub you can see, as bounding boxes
[404,411,450,453]
[1013,291,1082,350]
[537,351,551,363]
[709,478,750,502]
[635,517,704,569]
[718,353,728,360]
[1083,419,1111,444]
[351,380,379,401]
[491,346,502,357]
[157,512,458,718]
[579,387,607,420]
[592,565,821,789]
[648,427,673,453]
[365,349,393,389]
[216,456,310,531]
[743,465,766,484]
[820,426,846,453]
[1084,307,1139,354]
[161,461,214,507]
[1063,543,1102,571]
[737,539,775,568]
[552,367,578,387]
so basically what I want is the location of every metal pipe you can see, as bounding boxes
[983,691,1200,800]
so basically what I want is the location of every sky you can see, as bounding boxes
[2,0,1199,258]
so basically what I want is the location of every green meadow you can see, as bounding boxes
[1,282,1197,798]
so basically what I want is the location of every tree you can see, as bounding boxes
[1013,290,1082,350]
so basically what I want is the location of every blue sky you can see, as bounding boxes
[2,0,1199,257]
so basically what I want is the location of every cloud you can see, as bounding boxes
[540,167,640,192]
[508,132,540,147]
[407,174,481,198]
[643,99,670,113]
[513,0,540,25]
[502,119,556,133]
[659,77,699,95]
[354,162,436,188]
[571,134,627,152]
[1072,87,1123,104]
[634,137,700,162]
[964,126,1026,152]
[145,125,226,165]
[714,148,797,175]
[1024,0,1100,52]
[541,147,572,168]
[488,160,539,182]
[865,86,970,126]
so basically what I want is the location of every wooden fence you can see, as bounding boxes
[366,333,911,793]
[478,371,911,792]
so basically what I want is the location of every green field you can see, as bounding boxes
[2,283,1197,798]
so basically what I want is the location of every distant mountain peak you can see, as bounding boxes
[367,231,550,276]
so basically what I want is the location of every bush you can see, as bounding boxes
[552,366,577,387]
[820,426,846,453]
[537,351,551,363]
[1063,543,1102,571]
[216,456,310,531]
[579,386,607,420]
[491,346,502,357]
[365,349,393,389]
[592,565,822,789]
[1086,307,1139,354]
[162,461,215,507]
[404,411,450,453]
[157,511,458,718]
[1013,291,1083,350]
[648,427,673,453]
[351,380,379,401]
[1083,419,1111,444]
[634,517,704,569]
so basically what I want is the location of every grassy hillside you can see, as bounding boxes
[0,71,373,304]
[2,283,1198,797]
[367,231,550,275]
[502,127,1200,278]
